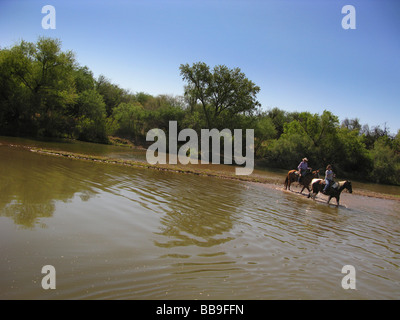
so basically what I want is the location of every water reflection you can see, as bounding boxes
[153,176,243,248]
[0,146,102,228]
[1,202,54,229]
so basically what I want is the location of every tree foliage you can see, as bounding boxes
[180,62,260,128]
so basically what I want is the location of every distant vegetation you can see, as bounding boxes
[1,37,399,185]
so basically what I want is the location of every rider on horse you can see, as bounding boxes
[297,158,309,182]
[297,157,309,182]
[322,164,335,194]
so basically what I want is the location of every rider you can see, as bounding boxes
[323,164,335,194]
[297,158,309,182]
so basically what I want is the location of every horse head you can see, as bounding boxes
[345,181,353,193]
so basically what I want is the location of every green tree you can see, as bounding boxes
[335,127,372,177]
[74,89,107,142]
[264,110,340,170]
[266,127,313,169]
[111,102,146,140]
[179,62,260,128]
[266,107,289,138]
[73,66,95,93]
[0,37,77,137]
[0,46,32,134]
[393,130,400,153]
[369,138,400,184]
[360,123,391,150]
[253,115,277,157]
[341,117,362,133]
[181,105,208,132]
[96,75,129,116]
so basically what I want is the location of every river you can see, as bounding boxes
[0,136,399,299]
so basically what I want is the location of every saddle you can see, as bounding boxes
[324,181,338,193]
[296,169,310,180]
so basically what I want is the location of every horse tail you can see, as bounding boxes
[284,176,288,189]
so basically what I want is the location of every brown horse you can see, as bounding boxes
[284,168,320,194]
[308,179,352,206]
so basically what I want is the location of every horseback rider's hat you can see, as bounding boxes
[303,158,308,162]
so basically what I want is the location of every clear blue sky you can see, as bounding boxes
[1,0,399,134]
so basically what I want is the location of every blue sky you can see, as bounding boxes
[1,0,399,134]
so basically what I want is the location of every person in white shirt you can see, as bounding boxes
[323,164,335,194]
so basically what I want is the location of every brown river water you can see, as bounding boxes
[0,136,399,299]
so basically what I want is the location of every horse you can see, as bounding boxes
[284,168,320,194]
[308,179,352,206]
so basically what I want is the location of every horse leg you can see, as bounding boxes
[311,192,317,200]
[288,178,294,190]
[327,196,332,204]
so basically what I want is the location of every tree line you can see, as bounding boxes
[1,37,399,185]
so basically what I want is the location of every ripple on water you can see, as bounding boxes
[0,144,399,299]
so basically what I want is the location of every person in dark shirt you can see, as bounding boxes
[297,157,309,182]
